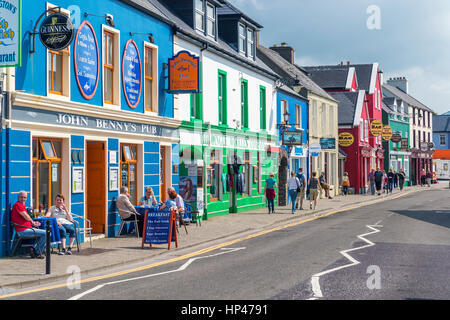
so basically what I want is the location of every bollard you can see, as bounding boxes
[46,220,51,275]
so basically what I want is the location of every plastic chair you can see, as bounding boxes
[10,222,42,257]
[116,209,140,238]
[71,213,93,248]
[185,204,201,227]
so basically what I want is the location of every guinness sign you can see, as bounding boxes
[39,13,74,51]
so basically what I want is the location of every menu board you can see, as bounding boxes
[142,208,178,250]
[74,20,99,100]
[122,39,142,108]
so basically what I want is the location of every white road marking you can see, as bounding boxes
[68,247,246,300]
[307,221,383,300]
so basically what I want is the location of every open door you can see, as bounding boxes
[86,142,106,234]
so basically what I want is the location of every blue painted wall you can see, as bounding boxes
[276,90,309,177]
[433,132,450,149]
[15,0,174,117]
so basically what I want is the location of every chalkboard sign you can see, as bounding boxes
[122,39,142,108]
[141,208,178,250]
[74,20,99,100]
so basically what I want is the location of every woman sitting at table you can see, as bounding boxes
[159,188,178,212]
[139,187,157,206]
[46,194,76,255]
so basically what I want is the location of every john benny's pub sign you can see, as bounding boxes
[0,0,21,67]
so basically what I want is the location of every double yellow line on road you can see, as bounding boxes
[0,189,418,299]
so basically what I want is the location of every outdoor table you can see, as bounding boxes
[33,217,61,245]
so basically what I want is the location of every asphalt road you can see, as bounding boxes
[5,188,450,301]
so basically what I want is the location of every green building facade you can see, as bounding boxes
[382,98,411,185]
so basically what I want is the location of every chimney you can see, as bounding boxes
[347,61,351,65]
[270,43,295,64]
[387,77,408,94]
[340,61,344,66]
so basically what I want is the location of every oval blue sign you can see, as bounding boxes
[122,40,142,108]
[74,21,99,100]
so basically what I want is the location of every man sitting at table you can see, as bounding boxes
[168,187,185,225]
[116,186,144,237]
[11,191,46,258]
[139,187,157,206]
[46,194,76,255]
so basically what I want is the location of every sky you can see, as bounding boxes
[228,0,450,115]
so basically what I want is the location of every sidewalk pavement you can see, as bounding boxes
[0,182,446,293]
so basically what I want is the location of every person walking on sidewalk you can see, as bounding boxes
[368,169,376,195]
[387,169,394,194]
[341,172,350,196]
[308,172,322,210]
[420,169,426,186]
[295,168,306,210]
[265,172,277,214]
[393,170,399,190]
[287,171,301,214]
[398,169,406,191]
[426,171,432,187]
[374,168,384,196]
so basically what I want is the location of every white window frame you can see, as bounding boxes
[102,24,121,109]
[195,0,205,32]
[238,23,246,55]
[206,2,216,39]
[46,3,71,101]
[295,104,302,130]
[143,41,159,115]
[440,134,446,146]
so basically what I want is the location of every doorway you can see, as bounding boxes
[86,141,106,234]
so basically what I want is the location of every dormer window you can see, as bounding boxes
[195,0,216,39]
[238,23,255,59]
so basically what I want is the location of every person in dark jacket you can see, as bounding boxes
[398,170,406,191]
[387,169,394,194]
[374,168,384,196]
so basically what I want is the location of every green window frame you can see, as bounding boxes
[218,70,227,125]
[190,62,203,121]
[259,86,266,130]
[241,79,248,129]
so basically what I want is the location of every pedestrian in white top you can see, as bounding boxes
[287,171,301,214]
[46,194,76,255]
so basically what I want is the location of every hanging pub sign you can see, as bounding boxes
[74,21,99,100]
[122,39,142,108]
[401,138,409,150]
[382,125,393,141]
[338,132,354,147]
[39,13,75,51]
[168,50,200,94]
[0,0,21,67]
[370,120,383,137]
[282,130,303,146]
[391,133,402,143]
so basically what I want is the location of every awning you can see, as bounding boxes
[433,149,450,160]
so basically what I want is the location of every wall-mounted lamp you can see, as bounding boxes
[84,12,115,27]
[129,32,154,43]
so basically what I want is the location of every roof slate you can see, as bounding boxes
[328,91,360,125]
[382,83,433,113]
[256,45,336,101]
[433,115,450,132]
[301,66,350,90]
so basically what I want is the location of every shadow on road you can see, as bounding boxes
[389,210,450,229]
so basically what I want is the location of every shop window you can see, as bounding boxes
[103,26,120,106]
[32,138,62,212]
[295,104,301,130]
[46,5,70,98]
[209,150,221,201]
[260,86,266,130]
[121,144,138,205]
[242,152,252,196]
[144,43,158,113]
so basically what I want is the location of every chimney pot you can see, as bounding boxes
[347,61,350,65]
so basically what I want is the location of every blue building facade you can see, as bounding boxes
[277,88,309,176]
[0,0,181,256]
[433,114,450,149]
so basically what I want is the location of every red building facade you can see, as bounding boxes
[303,63,384,193]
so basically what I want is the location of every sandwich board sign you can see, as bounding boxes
[142,208,178,250]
